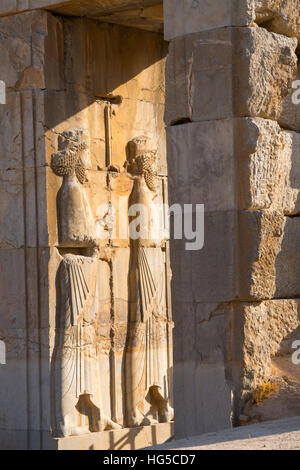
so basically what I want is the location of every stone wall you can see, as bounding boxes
[0,8,172,449]
[165,0,300,438]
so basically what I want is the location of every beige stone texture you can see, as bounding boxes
[236,119,300,214]
[279,65,300,133]
[0,1,164,33]
[170,208,297,303]
[167,118,300,215]
[172,301,233,438]
[164,0,300,444]
[167,120,235,213]
[230,302,272,398]
[0,7,173,448]
[227,300,300,409]
[266,300,300,356]
[166,27,297,125]
[2,0,300,450]
[173,298,300,437]
[255,0,300,39]
[44,422,174,450]
[0,11,56,91]
[164,0,300,40]
[275,217,300,298]
[239,210,285,301]
[167,119,300,301]
[164,0,254,40]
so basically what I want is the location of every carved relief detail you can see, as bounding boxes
[51,129,120,437]
[51,129,96,247]
[50,131,172,437]
[125,136,174,427]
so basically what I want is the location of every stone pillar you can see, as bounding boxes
[0,10,54,449]
[164,0,300,439]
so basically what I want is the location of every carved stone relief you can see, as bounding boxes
[125,136,173,427]
[50,130,121,437]
[50,131,173,437]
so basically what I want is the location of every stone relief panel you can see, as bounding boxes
[124,136,173,427]
[49,130,173,436]
[50,129,121,437]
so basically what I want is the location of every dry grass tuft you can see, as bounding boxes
[253,382,277,404]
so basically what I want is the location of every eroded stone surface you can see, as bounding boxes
[166,27,297,125]
[255,0,300,39]
[279,65,300,132]
[236,119,300,214]
[164,0,254,40]
[167,118,300,214]
[164,0,300,40]
[0,8,173,448]
[0,1,164,33]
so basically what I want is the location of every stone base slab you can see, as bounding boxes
[44,423,174,450]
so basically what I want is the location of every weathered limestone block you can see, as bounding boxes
[275,217,300,298]
[0,327,28,446]
[0,93,22,170]
[167,118,300,302]
[266,299,300,356]
[165,27,297,125]
[164,0,254,40]
[230,302,271,397]
[170,211,238,304]
[167,120,235,212]
[174,297,300,437]
[279,65,300,132]
[0,170,24,248]
[173,300,233,438]
[0,249,26,328]
[236,119,300,214]
[170,209,287,303]
[43,423,174,450]
[164,0,300,40]
[255,0,300,39]
[0,10,63,91]
[167,119,300,214]
[228,299,300,408]
[239,210,285,300]
[62,17,167,99]
[0,0,164,30]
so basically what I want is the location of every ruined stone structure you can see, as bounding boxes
[0,0,300,451]
[164,0,300,439]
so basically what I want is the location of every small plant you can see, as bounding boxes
[252,382,277,404]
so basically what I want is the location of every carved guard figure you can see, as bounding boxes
[51,130,120,437]
[125,136,174,428]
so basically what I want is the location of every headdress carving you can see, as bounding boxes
[51,129,89,184]
[127,136,157,192]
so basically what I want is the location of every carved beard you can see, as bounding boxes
[128,152,157,192]
[51,143,88,184]
[144,170,157,193]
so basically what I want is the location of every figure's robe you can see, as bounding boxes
[51,253,100,434]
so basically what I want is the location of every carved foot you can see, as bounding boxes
[158,404,174,423]
[55,423,90,438]
[146,385,174,423]
[70,425,90,436]
[92,413,122,432]
[104,416,122,431]
[127,408,154,428]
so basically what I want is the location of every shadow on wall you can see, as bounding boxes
[45,16,168,130]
